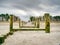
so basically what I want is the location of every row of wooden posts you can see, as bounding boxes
[10,13,50,33]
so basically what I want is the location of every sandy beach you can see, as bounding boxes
[0,22,60,45]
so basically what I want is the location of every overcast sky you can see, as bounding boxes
[0,0,60,21]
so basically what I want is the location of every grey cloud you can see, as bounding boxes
[0,0,41,10]
[0,0,60,16]
[0,0,60,9]
[50,0,60,6]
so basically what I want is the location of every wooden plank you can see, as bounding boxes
[20,26,35,28]
[13,28,45,31]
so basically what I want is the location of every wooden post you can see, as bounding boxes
[34,18,36,28]
[19,18,20,28]
[35,18,37,28]
[10,15,13,32]
[45,13,50,33]
[36,17,40,28]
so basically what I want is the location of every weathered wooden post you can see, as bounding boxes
[36,17,40,28]
[35,18,37,28]
[10,15,13,32]
[45,13,50,33]
[34,18,36,28]
[19,18,21,28]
